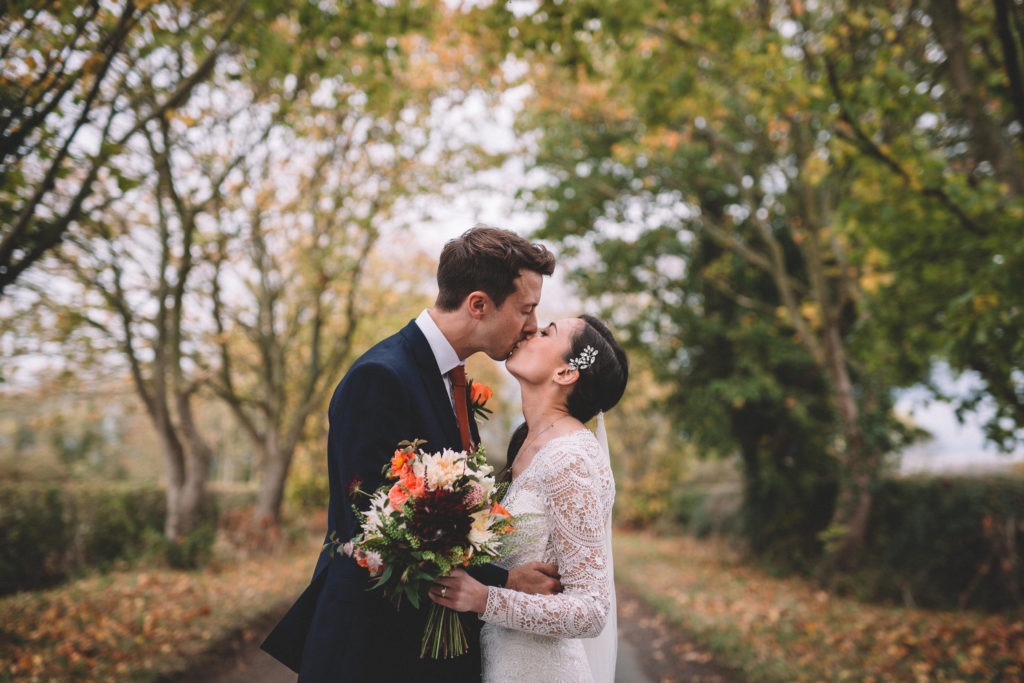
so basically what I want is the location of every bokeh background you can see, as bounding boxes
[2,1,1023,680]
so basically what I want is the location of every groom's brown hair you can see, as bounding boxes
[435,225,555,311]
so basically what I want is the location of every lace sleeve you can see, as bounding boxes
[480,437,612,638]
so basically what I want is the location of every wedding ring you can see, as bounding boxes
[441,587,447,598]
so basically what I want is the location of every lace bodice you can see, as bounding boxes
[480,428,615,682]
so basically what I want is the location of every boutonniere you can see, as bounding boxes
[467,379,493,421]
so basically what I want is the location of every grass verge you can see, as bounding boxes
[613,529,1023,682]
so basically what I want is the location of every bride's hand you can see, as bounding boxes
[430,569,489,614]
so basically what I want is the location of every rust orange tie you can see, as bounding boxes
[449,365,472,452]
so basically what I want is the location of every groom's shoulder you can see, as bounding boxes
[344,322,419,378]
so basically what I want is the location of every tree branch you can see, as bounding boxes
[994,0,1024,144]
[824,56,988,236]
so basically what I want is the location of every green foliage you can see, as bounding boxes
[478,0,920,567]
[285,455,330,514]
[0,486,68,593]
[479,0,1024,572]
[0,485,164,594]
[664,472,1024,611]
[670,482,743,539]
[603,363,694,528]
[0,484,257,593]
[845,475,1024,611]
[813,0,1024,448]
[159,522,217,570]
[75,487,166,568]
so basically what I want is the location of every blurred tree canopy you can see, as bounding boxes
[821,0,1024,449]
[471,0,1023,569]
[1,0,247,295]
[0,0,448,296]
[4,0,1023,563]
[3,0,499,538]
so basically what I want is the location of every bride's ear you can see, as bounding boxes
[552,365,578,387]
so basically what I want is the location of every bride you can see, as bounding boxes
[430,314,628,683]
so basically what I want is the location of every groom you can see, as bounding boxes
[261,226,561,682]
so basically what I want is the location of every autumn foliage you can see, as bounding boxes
[615,530,1024,681]
[1,538,316,682]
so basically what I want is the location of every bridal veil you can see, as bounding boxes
[582,411,617,682]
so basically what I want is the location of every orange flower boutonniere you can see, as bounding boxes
[467,379,493,421]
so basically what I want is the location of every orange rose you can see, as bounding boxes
[470,382,492,405]
[399,470,426,497]
[388,481,409,511]
[388,472,426,511]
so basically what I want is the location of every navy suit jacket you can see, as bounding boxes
[261,321,507,682]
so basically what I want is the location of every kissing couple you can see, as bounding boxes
[261,226,629,682]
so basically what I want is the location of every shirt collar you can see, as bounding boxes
[415,309,462,376]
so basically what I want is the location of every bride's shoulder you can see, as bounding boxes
[546,427,598,451]
[538,429,600,471]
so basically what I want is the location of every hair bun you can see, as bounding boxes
[565,315,628,423]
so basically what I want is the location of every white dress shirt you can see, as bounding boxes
[415,309,463,413]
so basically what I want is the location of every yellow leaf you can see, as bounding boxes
[972,293,999,312]
[800,301,821,328]
[802,153,830,186]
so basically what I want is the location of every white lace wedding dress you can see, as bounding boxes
[480,428,616,683]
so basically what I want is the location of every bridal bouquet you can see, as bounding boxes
[325,439,515,659]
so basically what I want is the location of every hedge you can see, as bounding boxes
[853,475,1024,611]
[0,484,257,595]
[667,473,1024,612]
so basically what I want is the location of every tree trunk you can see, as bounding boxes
[930,0,1024,196]
[821,323,873,568]
[164,472,187,541]
[254,443,293,525]
[154,394,213,542]
[163,442,211,541]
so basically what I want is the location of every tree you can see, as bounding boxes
[10,0,506,537]
[818,0,1024,449]
[38,81,263,541]
[204,66,457,525]
[11,2,301,541]
[475,0,916,567]
[0,0,250,296]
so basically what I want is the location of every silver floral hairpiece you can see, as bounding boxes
[568,345,598,371]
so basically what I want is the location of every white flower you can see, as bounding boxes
[364,551,385,573]
[478,476,495,503]
[468,510,493,548]
[414,448,466,490]
[362,491,390,534]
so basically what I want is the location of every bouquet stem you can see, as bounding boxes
[420,603,468,659]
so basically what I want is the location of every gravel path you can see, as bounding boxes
[172,585,741,683]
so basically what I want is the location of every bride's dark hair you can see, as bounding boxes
[506,314,629,464]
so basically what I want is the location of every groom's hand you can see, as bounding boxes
[506,561,562,595]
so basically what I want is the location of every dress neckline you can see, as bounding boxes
[510,427,592,483]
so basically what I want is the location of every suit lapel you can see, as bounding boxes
[399,322,462,449]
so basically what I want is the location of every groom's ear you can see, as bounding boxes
[466,291,490,319]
